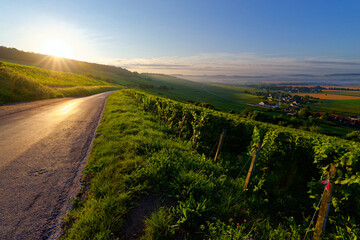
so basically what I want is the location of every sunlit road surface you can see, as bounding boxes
[0,91,115,239]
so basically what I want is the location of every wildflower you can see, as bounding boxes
[244,219,247,222]
[229,218,233,221]
[237,223,240,225]
[321,180,330,190]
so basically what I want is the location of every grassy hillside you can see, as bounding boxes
[0,46,136,80]
[0,61,118,104]
[139,73,261,112]
[0,46,166,89]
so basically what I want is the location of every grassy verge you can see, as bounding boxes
[61,91,310,240]
[0,61,119,104]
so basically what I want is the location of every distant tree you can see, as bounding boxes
[346,131,360,142]
[298,107,310,118]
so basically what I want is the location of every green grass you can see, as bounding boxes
[0,61,119,104]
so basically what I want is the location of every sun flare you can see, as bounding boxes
[42,39,72,58]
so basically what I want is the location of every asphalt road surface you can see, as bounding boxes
[0,91,115,239]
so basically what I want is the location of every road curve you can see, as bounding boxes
[0,91,115,240]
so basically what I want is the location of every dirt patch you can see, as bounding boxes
[120,195,162,240]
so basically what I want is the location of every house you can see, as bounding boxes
[259,101,276,108]
[259,101,269,106]
[349,116,359,126]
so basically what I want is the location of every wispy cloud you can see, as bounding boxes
[304,60,360,66]
[108,53,360,76]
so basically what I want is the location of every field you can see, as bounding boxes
[61,90,360,239]
[0,61,119,104]
[323,90,360,97]
[310,99,360,116]
[295,92,360,100]
[140,74,261,112]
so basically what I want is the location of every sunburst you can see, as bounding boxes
[41,39,72,58]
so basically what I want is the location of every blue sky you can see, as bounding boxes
[1,0,360,75]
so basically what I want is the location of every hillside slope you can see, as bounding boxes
[0,61,117,104]
[0,46,135,79]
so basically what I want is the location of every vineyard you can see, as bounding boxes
[62,90,360,239]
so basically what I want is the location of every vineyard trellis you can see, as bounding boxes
[124,89,360,238]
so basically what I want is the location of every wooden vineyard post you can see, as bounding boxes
[314,164,336,240]
[214,129,226,162]
[243,143,262,190]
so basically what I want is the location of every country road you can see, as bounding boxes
[0,91,115,240]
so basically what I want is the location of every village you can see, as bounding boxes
[256,93,300,108]
[253,93,360,128]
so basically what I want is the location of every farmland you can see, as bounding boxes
[310,99,360,116]
[61,90,360,239]
[323,90,360,97]
[295,92,360,100]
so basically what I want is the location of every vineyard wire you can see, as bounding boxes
[238,142,266,180]
[303,173,327,240]
[207,134,221,158]
[236,155,252,179]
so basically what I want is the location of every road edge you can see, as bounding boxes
[47,91,116,240]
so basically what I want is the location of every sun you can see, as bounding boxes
[41,39,72,58]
